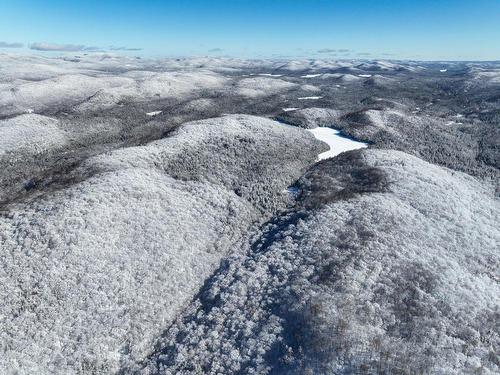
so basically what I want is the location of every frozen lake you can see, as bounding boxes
[308,127,368,160]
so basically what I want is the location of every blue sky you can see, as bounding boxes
[0,0,499,60]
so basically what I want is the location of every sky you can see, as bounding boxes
[0,0,499,60]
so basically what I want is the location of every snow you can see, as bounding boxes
[321,73,362,82]
[472,70,500,83]
[0,62,229,116]
[237,77,296,97]
[146,110,162,117]
[0,74,132,116]
[142,148,500,375]
[440,69,447,72]
[73,70,228,112]
[0,115,323,374]
[301,74,322,78]
[358,74,372,78]
[281,107,341,129]
[183,98,215,111]
[0,114,66,156]
[307,127,368,160]
[298,96,322,100]
[257,73,283,77]
[1,54,498,374]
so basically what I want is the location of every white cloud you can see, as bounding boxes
[109,46,143,51]
[0,41,23,48]
[30,43,95,52]
[29,43,142,52]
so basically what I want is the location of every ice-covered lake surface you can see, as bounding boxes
[298,96,322,100]
[146,110,162,116]
[308,126,368,160]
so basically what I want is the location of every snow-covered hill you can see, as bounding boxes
[0,54,498,374]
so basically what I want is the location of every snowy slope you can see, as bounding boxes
[0,114,66,156]
[140,149,499,375]
[0,115,323,374]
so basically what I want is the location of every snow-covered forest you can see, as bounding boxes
[0,53,498,374]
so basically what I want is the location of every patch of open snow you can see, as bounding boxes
[440,69,447,72]
[301,74,322,78]
[359,74,372,78]
[258,73,283,77]
[300,85,321,93]
[308,127,368,160]
[283,107,299,112]
[298,96,322,100]
[146,110,162,117]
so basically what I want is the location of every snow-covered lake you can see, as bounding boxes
[308,127,367,160]
[146,110,162,117]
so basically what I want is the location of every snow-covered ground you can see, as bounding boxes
[257,73,283,77]
[301,74,322,78]
[1,54,498,375]
[0,115,323,374]
[0,114,66,156]
[237,77,296,97]
[308,127,367,160]
[298,96,322,100]
[146,110,162,116]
